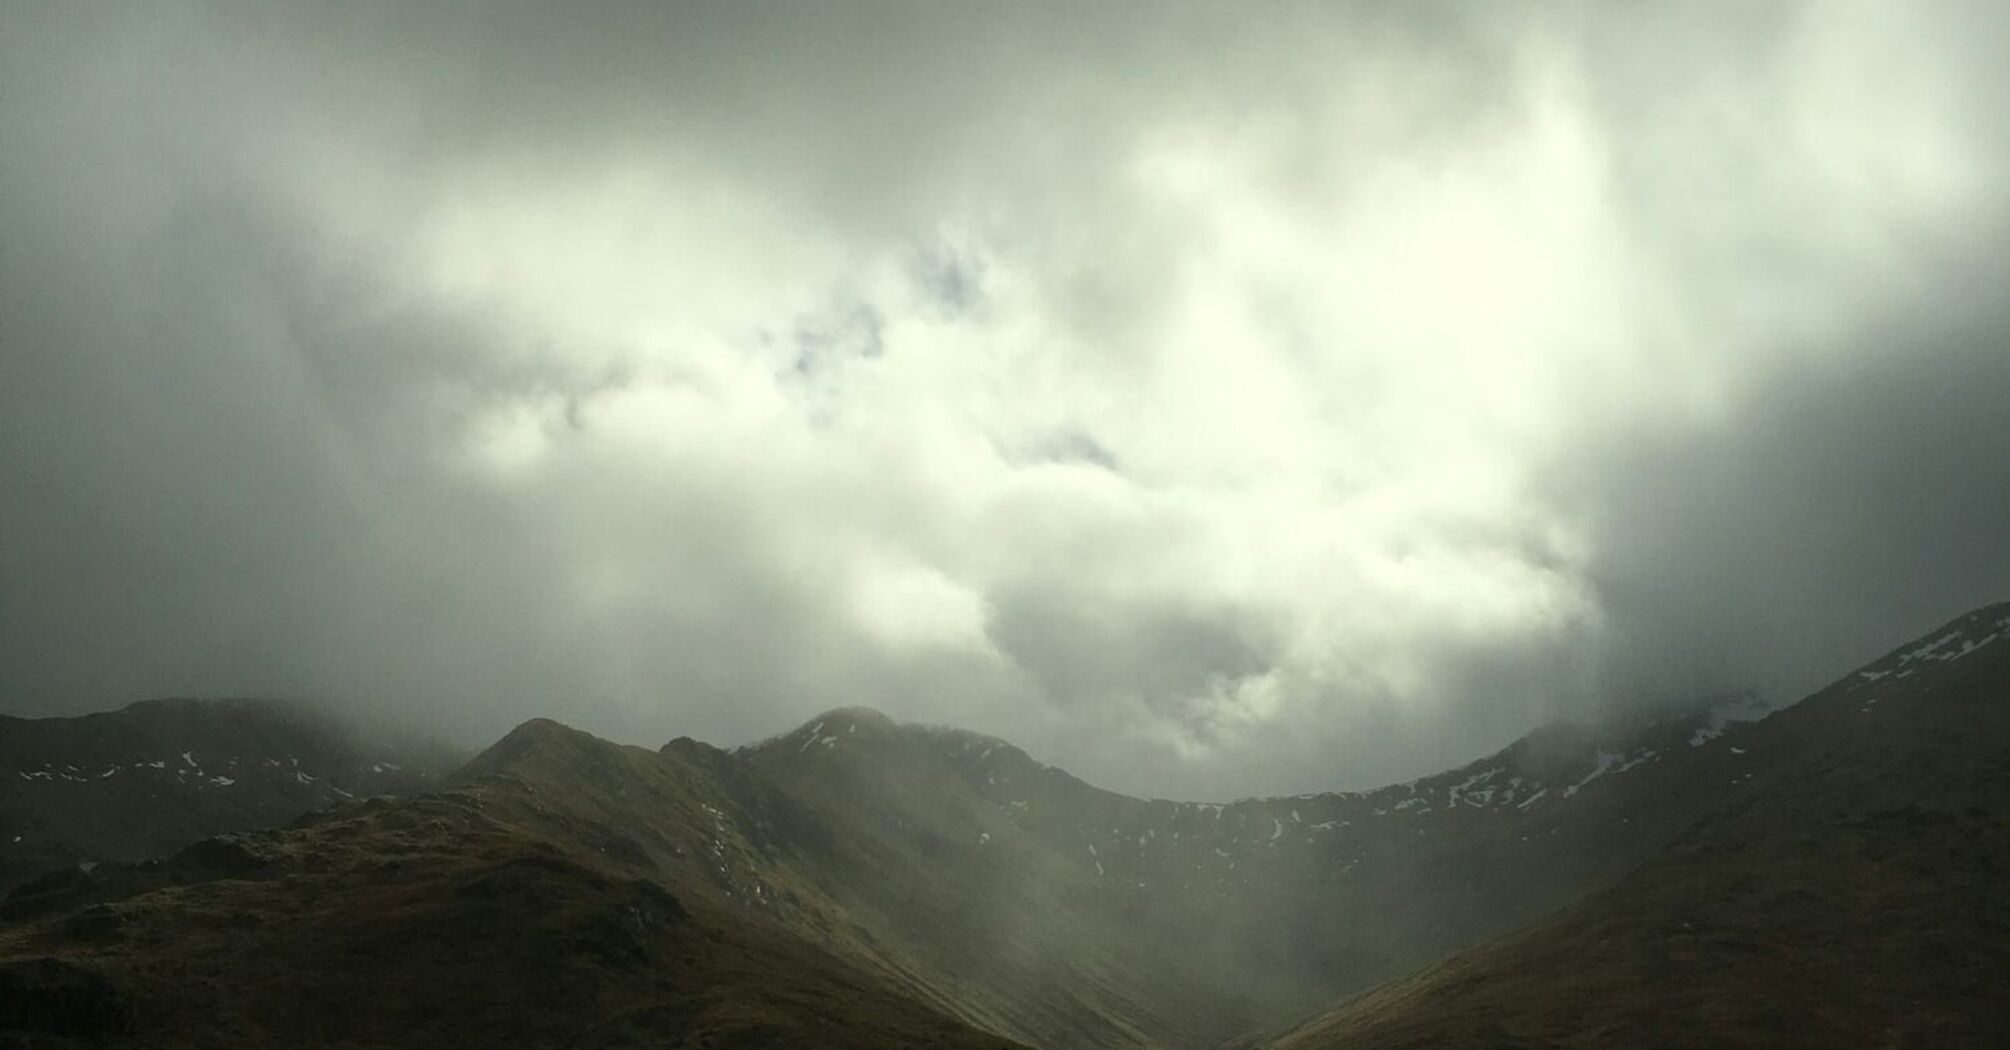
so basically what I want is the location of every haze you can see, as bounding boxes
[4,2,2008,799]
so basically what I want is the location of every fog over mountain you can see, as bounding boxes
[4,2,2008,799]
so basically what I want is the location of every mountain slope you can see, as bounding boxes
[1267,603,2010,1049]
[741,708,1256,1048]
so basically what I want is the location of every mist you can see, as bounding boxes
[5,2,2009,800]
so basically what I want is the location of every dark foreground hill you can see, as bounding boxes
[0,604,2005,1047]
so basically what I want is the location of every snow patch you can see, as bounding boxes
[1563,752,1621,797]
[1690,695,1773,747]
[1872,626,2003,679]
[1899,631,1963,664]
[1614,750,1657,774]
[1448,767,1503,808]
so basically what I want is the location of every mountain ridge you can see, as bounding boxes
[2,601,2005,1047]
[0,696,459,892]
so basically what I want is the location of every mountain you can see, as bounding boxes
[0,698,455,891]
[718,692,1798,1046]
[0,718,1024,1049]
[1268,602,2010,1048]
[0,604,2004,1047]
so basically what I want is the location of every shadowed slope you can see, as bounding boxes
[1268,604,2010,1049]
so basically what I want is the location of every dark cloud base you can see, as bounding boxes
[1562,273,2010,713]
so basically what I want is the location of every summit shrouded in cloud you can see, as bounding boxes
[4,2,2008,798]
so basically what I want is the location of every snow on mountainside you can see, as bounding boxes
[1841,603,2009,687]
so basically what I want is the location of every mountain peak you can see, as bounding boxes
[454,717,612,783]
[497,716,590,745]
[808,705,898,731]
[745,707,902,757]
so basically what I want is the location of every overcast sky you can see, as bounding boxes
[4,2,2007,798]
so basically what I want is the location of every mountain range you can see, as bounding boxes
[0,698,453,893]
[2,603,2006,1047]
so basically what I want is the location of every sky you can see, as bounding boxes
[4,2,2008,799]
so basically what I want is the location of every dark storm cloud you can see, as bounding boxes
[4,1,2009,799]
[987,584,1276,725]
[1557,270,2010,713]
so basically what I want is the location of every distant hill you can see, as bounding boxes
[0,698,457,890]
[0,605,2004,1047]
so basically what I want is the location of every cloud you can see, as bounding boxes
[1556,270,2010,712]
[3,2,2008,798]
